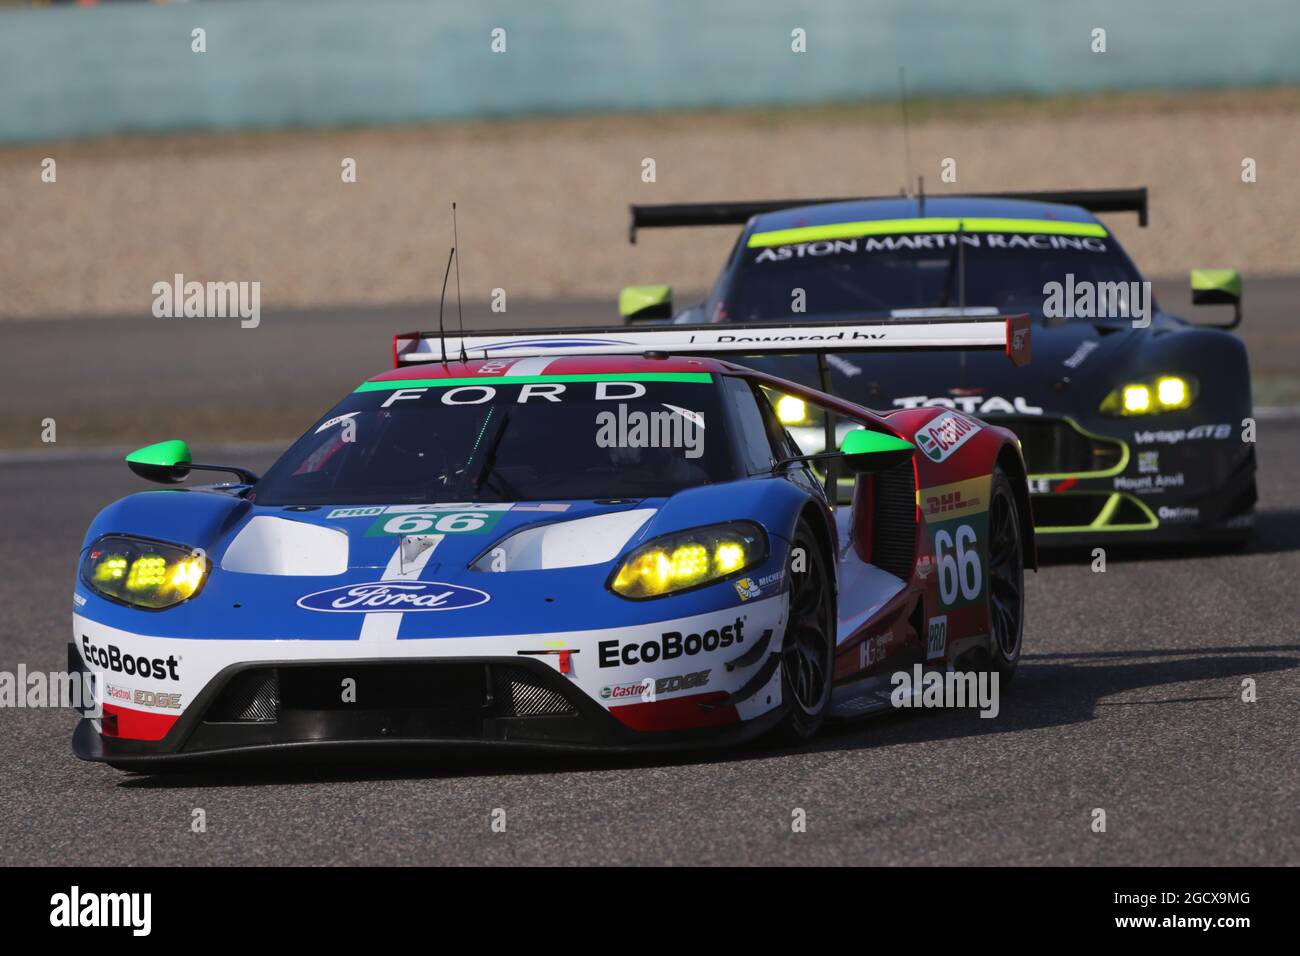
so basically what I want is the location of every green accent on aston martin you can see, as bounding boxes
[355,372,713,393]
[1035,492,1158,534]
[1028,418,1130,480]
[747,217,1109,248]
[124,439,192,469]
[618,284,673,318]
[839,429,914,457]
[1190,269,1242,299]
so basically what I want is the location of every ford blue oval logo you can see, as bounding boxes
[296,581,490,613]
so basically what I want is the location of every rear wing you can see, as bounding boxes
[393,315,1031,367]
[628,187,1147,242]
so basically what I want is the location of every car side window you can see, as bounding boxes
[753,387,805,462]
[722,376,779,475]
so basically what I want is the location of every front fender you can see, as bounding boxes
[81,488,251,555]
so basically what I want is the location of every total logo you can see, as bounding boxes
[81,636,180,682]
[893,395,1044,415]
[915,413,981,463]
[598,618,745,668]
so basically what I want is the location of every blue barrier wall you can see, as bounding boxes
[2,0,1297,142]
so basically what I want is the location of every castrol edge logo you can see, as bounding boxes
[915,413,980,463]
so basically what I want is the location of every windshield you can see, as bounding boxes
[727,230,1144,322]
[252,375,731,505]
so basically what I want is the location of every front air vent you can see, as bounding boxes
[207,668,279,722]
[494,666,578,717]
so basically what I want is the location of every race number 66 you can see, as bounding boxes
[934,524,981,605]
[380,512,488,535]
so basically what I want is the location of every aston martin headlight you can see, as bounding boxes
[775,395,809,425]
[81,535,209,609]
[1100,375,1197,416]
[609,522,766,599]
[1155,376,1189,408]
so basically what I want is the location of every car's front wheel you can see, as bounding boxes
[773,519,836,742]
[984,465,1025,683]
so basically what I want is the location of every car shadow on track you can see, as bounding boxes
[113,646,1298,790]
[1037,507,1300,565]
[811,646,1297,755]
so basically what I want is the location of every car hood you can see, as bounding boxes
[76,479,800,640]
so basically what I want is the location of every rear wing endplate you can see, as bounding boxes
[628,187,1147,242]
[393,315,1031,368]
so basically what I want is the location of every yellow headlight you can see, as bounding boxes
[610,523,766,598]
[715,542,746,573]
[126,555,167,590]
[92,556,128,583]
[82,537,208,608]
[1122,385,1151,414]
[776,395,807,425]
[169,556,206,598]
[1102,375,1197,416]
[1156,376,1189,409]
[612,548,673,596]
[669,544,710,585]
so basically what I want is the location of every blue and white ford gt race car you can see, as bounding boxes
[70,318,1034,768]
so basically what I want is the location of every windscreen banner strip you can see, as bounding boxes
[747,217,1109,248]
[355,372,713,393]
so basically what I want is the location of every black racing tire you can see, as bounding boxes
[983,464,1025,685]
[772,519,837,743]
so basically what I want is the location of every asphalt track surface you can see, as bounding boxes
[1,286,1298,865]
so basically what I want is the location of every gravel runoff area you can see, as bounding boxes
[2,89,1298,319]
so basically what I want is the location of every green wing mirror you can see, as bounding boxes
[125,439,260,485]
[619,284,673,323]
[125,439,193,484]
[1190,269,1242,330]
[839,429,915,473]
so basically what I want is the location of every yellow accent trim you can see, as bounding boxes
[618,284,672,318]
[1035,492,1158,534]
[1190,268,1242,298]
[1026,417,1130,480]
[748,217,1108,248]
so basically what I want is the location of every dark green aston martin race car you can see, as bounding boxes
[620,188,1256,548]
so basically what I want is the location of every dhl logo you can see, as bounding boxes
[918,475,992,523]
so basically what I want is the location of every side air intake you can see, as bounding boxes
[870,461,917,580]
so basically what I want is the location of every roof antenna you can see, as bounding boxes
[452,201,467,362]
[437,246,455,367]
[917,174,926,218]
[898,67,915,200]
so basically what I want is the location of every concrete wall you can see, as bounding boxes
[2,0,1297,142]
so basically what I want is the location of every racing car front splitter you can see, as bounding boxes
[68,598,790,768]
